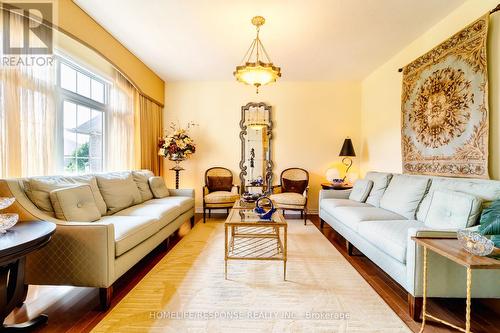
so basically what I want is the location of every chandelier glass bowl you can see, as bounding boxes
[234,16,281,93]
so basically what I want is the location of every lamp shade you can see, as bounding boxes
[339,138,356,157]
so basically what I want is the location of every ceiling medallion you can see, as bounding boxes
[234,16,282,94]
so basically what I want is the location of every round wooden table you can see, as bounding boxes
[0,220,55,331]
[321,182,353,190]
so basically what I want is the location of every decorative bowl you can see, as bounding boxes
[242,192,261,203]
[0,213,19,233]
[0,197,15,210]
[254,196,276,220]
[330,179,346,189]
[457,229,494,256]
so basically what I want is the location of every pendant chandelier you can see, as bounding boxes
[234,16,281,94]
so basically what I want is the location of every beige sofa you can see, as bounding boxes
[0,170,194,309]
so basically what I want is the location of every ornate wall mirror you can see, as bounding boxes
[239,102,273,194]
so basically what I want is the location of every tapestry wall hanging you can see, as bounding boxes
[401,13,490,179]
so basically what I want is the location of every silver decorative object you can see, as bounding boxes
[0,197,15,210]
[0,197,18,233]
[457,229,494,256]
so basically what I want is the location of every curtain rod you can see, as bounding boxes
[397,3,500,73]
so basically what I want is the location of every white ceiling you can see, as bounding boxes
[74,0,466,82]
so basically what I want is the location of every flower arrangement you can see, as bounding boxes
[159,122,197,161]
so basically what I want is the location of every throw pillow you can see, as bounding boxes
[424,190,482,229]
[49,185,101,222]
[23,179,75,216]
[282,178,307,194]
[22,175,107,216]
[364,172,393,207]
[96,172,142,214]
[207,176,233,192]
[349,179,374,202]
[380,174,429,219]
[132,170,155,202]
[149,176,170,198]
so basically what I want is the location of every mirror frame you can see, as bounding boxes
[239,102,273,194]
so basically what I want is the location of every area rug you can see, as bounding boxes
[92,220,411,332]
[401,13,489,178]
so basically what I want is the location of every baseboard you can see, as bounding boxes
[195,207,318,215]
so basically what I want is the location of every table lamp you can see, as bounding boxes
[339,138,356,181]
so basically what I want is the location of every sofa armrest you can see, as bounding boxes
[410,228,457,239]
[406,227,457,296]
[319,189,351,201]
[169,188,195,198]
[25,221,115,288]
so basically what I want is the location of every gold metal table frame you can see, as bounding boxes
[413,237,500,333]
[224,208,287,280]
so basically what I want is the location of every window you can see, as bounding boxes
[57,57,109,174]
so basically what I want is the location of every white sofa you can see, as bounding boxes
[319,171,500,320]
[0,170,194,309]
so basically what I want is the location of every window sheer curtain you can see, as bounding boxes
[106,70,135,171]
[0,11,56,178]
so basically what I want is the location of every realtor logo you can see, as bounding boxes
[2,2,53,55]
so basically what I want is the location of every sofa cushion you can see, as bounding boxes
[349,179,374,202]
[146,197,194,214]
[321,199,371,213]
[114,203,180,229]
[358,219,425,264]
[96,172,142,214]
[49,185,101,222]
[22,175,107,216]
[132,170,154,202]
[380,175,429,219]
[149,176,170,198]
[331,206,405,232]
[364,172,393,207]
[269,192,306,206]
[204,191,239,204]
[416,177,500,222]
[424,190,482,229]
[100,215,159,256]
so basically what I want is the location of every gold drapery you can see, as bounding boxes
[135,94,164,176]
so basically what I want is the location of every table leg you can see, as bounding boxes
[465,268,472,333]
[419,246,428,333]
[1,258,49,331]
[224,225,228,279]
[275,226,279,253]
[283,225,287,281]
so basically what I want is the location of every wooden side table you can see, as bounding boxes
[321,182,352,190]
[412,237,500,333]
[0,221,56,331]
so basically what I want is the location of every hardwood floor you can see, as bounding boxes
[4,214,500,332]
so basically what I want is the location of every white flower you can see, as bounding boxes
[158,148,166,156]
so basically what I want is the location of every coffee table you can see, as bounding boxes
[224,208,287,280]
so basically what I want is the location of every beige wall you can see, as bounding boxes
[164,81,362,212]
[56,0,165,104]
[360,0,500,178]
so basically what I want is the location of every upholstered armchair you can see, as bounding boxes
[203,167,240,222]
[270,168,309,225]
